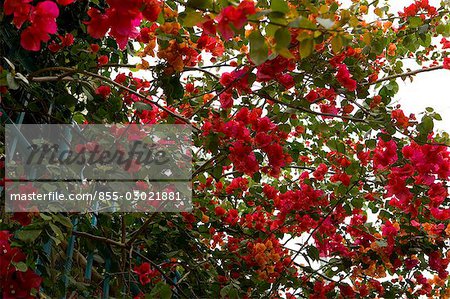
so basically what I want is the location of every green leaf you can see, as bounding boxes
[161,74,184,105]
[181,10,204,27]
[252,171,261,183]
[432,113,442,121]
[49,222,64,239]
[307,246,320,261]
[16,229,42,243]
[437,24,446,34]
[134,102,153,112]
[274,28,291,51]
[270,0,289,13]
[54,214,73,228]
[376,240,388,248]
[386,80,399,93]
[187,0,212,9]
[249,31,269,65]
[291,17,316,29]
[365,139,377,149]
[403,35,419,52]
[351,197,363,209]
[13,261,28,272]
[419,115,434,134]
[409,16,423,28]
[149,282,172,299]
[220,284,237,298]
[331,35,343,53]
[299,38,314,58]
[211,164,223,180]
[55,94,77,109]
[40,214,52,221]
[265,23,280,37]
[73,113,86,124]
[436,23,450,37]
[159,284,172,299]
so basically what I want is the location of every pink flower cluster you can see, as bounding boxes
[85,0,161,49]
[3,0,75,51]
[1,231,42,298]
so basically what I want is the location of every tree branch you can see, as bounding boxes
[72,230,127,248]
[29,68,198,129]
[367,65,444,85]
[255,91,369,123]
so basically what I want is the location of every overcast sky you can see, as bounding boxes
[390,1,450,132]
[356,0,450,131]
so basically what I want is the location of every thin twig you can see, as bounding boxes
[367,65,444,85]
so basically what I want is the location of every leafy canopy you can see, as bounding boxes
[1,0,450,298]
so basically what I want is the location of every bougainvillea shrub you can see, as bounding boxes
[1,0,450,298]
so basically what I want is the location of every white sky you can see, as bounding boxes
[394,67,450,132]
[130,0,450,132]
[285,0,450,288]
[389,1,450,132]
[358,0,450,131]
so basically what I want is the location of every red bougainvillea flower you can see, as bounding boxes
[225,177,249,195]
[3,268,43,298]
[197,34,225,56]
[90,43,100,53]
[313,163,328,180]
[391,109,410,129]
[135,181,149,191]
[399,0,437,18]
[0,230,42,298]
[85,0,161,49]
[115,73,127,84]
[330,172,351,186]
[229,141,259,175]
[215,206,226,216]
[133,262,158,285]
[319,102,339,119]
[141,0,162,22]
[219,92,233,109]
[0,230,11,250]
[29,1,59,35]
[11,212,33,226]
[441,38,450,49]
[335,64,357,91]
[20,1,60,51]
[20,28,45,52]
[278,74,295,89]
[443,57,450,69]
[60,33,74,47]
[85,8,110,39]
[106,5,141,49]
[48,33,74,52]
[216,1,256,40]
[372,138,398,170]
[56,0,76,5]
[219,68,252,94]
[98,55,109,66]
[3,0,33,29]
[95,85,112,98]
